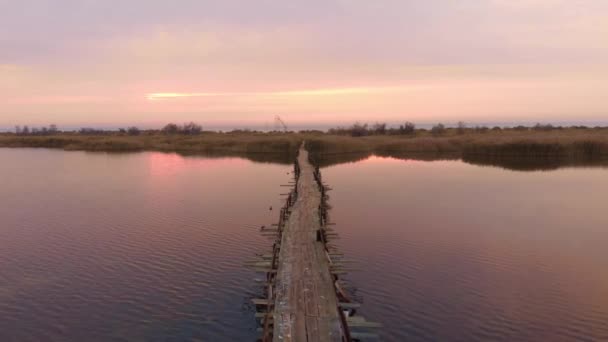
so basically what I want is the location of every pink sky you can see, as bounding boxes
[1,1,607,129]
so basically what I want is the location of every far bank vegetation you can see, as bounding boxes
[2,121,608,160]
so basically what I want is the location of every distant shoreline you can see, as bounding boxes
[0,128,608,156]
[2,129,608,171]
[1,128,608,158]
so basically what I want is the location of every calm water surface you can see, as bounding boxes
[0,149,287,341]
[1,148,607,341]
[324,156,608,341]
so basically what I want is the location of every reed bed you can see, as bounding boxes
[2,129,608,160]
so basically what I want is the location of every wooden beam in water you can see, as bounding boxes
[347,321,383,328]
[261,234,280,239]
[256,253,274,258]
[244,261,273,267]
[251,298,270,306]
[261,229,280,233]
[338,302,361,309]
[330,259,357,264]
[253,268,277,274]
[350,332,380,340]
[259,317,274,325]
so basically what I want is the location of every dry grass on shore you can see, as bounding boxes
[1,128,608,160]
[0,132,302,154]
[308,129,608,159]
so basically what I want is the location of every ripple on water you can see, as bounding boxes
[0,149,290,341]
[3,149,608,341]
[323,159,608,342]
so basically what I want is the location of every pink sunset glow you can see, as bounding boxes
[1,1,607,128]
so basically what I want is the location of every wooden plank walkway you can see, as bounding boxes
[250,143,380,341]
[272,145,344,342]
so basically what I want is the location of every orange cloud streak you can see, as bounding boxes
[146,86,415,100]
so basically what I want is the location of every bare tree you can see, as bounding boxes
[457,121,467,135]
[162,123,179,134]
[350,122,369,137]
[372,122,387,135]
[431,123,445,136]
[182,122,203,135]
[474,126,489,133]
[127,126,140,135]
[399,122,416,135]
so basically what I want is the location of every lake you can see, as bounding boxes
[1,148,607,341]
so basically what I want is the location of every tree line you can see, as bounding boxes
[15,124,59,135]
[9,121,602,137]
[327,121,597,137]
[329,122,416,136]
[11,122,204,136]
[160,122,203,135]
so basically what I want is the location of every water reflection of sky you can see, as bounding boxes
[146,152,251,177]
[0,148,291,341]
[324,156,608,341]
[1,148,606,341]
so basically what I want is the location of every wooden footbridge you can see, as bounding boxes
[248,143,381,341]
